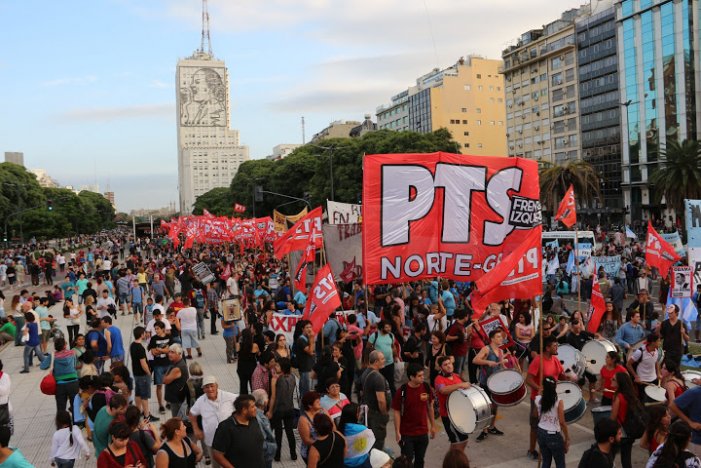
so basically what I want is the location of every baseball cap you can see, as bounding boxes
[202,376,218,386]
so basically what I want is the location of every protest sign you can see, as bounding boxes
[362,152,540,284]
[323,223,363,283]
[671,266,693,298]
[327,201,362,224]
[594,255,621,278]
[661,231,685,256]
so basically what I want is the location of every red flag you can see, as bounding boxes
[303,263,341,334]
[555,185,576,227]
[274,206,323,258]
[202,209,215,218]
[586,281,606,333]
[645,221,680,278]
[234,203,246,213]
[294,240,316,293]
[470,226,543,319]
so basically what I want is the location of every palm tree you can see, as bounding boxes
[539,159,601,212]
[649,139,701,216]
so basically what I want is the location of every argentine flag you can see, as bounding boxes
[566,250,575,275]
[343,423,375,466]
[666,289,698,327]
[625,225,637,239]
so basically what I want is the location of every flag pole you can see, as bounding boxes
[576,225,581,314]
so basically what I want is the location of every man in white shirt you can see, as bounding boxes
[96,290,117,319]
[626,332,661,400]
[177,296,201,360]
[188,375,237,467]
[226,272,240,299]
[146,309,171,340]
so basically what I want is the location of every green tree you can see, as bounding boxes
[649,139,701,216]
[78,191,116,229]
[192,187,234,216]
[539,159,601,212]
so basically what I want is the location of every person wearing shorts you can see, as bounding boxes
[177,297,202,360]
[148,321,173,414]
[434,356,469,452]
[130,326,158,421]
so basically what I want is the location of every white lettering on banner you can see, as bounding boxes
[381,164,534,248]
[379,247,538,281]
[312,272,338,305]
[269,311,355,342]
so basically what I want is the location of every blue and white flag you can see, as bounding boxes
[625,225,637,239]
[666,289,698,326]
[566,250,575,275]
[546,239,559,250]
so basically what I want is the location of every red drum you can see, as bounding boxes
[486,369,527,406]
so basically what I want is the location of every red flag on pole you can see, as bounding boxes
[294,236,317,293]
[234,203,246,213]
[586,280,606,333]
[554,185,577,228]
[303,263,341,334]
[645,220,680,278]
[274,206,323,258]
[470,226,543,319]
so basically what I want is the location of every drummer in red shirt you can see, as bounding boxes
[435,356,471,454]
[525,335,574,461]
[598,351,627,406]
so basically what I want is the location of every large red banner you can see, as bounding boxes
[274,206,323,259]
[362,152,541,284]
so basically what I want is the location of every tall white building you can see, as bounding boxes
[176,2,249,214]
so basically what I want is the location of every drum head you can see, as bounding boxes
[644,385,667,402]
[487,370,524,394]
[558,345,578,368]
[557,382,583,410]
[682,371,701,389]
[582,340,610,373]
[448,389,477,434]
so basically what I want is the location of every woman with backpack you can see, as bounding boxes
[611,372,644,468]
[646,420,701,467]
[535,377,570,468]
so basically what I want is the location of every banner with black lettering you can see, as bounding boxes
[323,224,363,283]
[327,201,362,224]
[362,152,541,284]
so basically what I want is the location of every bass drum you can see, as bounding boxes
[682,370,701,389]
[447,386,493,435]
[557,381,586,424]
[558,344,585,378]
[487,369,527,407]
[581,339,617,375]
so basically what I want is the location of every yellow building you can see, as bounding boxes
[376,55,507,156]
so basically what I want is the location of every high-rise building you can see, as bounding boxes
[502,8,594,163]
[376,56,507,156]
[103,191,116,209]
[176,1,249,214]
[617,0,696,222]
[576,3,623,215]
[4,152,24,167]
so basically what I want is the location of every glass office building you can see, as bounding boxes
[617,0,697,222]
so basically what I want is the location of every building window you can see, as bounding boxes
[464,85,471,91]
[477,143,483,148]
[464,143,470,148]
[461,108,468,112]
[477,74,482,79]
[490,120,495,125]
[478,85,483,91]
[476,120,482,125]
[464,131,470,136]
[462,120,468,124]
[476,108,481,114]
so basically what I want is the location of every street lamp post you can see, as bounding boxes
[307,144,336,201]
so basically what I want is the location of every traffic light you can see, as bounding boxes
[47,199,53,211]
[254,185,263,202]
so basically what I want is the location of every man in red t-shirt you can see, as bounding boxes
[434,356,470,454]
[392,363,436,468]
[446,309,469,377]
[525,334,571,460]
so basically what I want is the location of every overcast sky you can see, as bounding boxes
[0,0,587,211]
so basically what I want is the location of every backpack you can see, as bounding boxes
[622,398,647,439]
[194,290,205,309]
[399,382,432,416]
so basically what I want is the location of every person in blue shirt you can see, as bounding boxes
[253,284,269,300]
[86,319,108,373]
[293,290,306,308]
[102,316,124,363]
[670,385,701,454]
[439,281,456,318]
[0,426,33,467]
[614,310,646,351]
[20,312,46,373]
[60,275,75,301]
[129,280,143,321]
